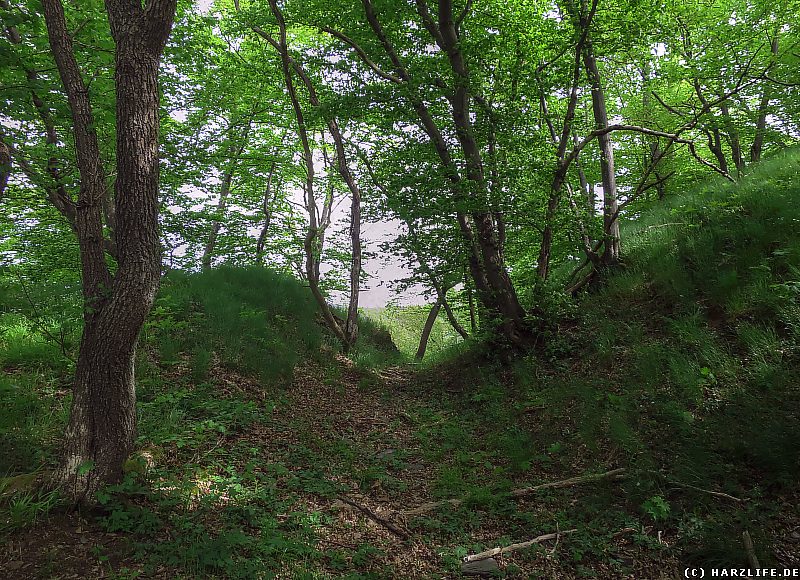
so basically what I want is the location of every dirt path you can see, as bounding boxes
[1,357,685,579]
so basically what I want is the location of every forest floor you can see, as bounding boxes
[5,345,796,580]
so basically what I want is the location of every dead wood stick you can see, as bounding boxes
[666,481,743,503]
[403,468,627,516]
[338,495,410,540]
[508,468,627,499]
[464,529,578,562]
[742,530,760,570]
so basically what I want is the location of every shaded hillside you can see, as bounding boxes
[1,154,799,577]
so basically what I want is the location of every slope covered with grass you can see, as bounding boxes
[1,155,799,577]
[522,149,800,564]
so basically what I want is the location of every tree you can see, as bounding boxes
[40,0,177,502]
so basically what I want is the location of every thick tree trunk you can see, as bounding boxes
[436,0,533,347]
[415,300,442,360]
[43,0,175,503]
[355,0,532,347]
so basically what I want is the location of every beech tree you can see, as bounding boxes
[39,0,177,502]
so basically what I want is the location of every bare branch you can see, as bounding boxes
[320,26,402,84]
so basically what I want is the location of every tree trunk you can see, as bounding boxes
[415,300,442,360]
[640,65,666,201]
[202,121,252,269]
[703,126,729,175]
[0,137,9,201]
[256,161,278,261]
[440,296,468,340]
[436,0,533,347]
[536,0,597,279]
[266,0,362,351]
[719,101,744,176]
[201,166,233,269]
[751,34,780,163]
[43,0,176,503]
[354,0,532,347]
[466,272,478,333]
[582,35,620,266]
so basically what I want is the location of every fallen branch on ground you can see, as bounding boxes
[666,480,743,503]
[464,529,578,562]
[403,468,626,516]
[338,495,410,540]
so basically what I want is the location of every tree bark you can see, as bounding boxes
[264,0,363,351]
[466,274,478,333]
[435,0,534,347]
[201,162,234,269]
[719,101,744,176]
[639,65,666,201]
[440,294,468,340]
[42,0,176,503]
[201,120,252,269]
[355,0,532,348]
[415,300,442,360]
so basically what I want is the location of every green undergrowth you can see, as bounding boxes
[382,151,800,571]
[360,304,468,362]
[1,155,799,575]
[148,266,324,385]
[503,150,800,565]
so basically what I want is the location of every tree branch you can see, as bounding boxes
[319,26,402,84]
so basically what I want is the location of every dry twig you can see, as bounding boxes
[404,468,627,516]
[338,495,410,540]
[464,529,578,562]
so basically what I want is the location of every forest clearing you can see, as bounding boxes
[1,0,799,577]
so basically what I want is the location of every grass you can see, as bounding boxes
[147,266,325,385]
[1,153,799,576]
[360,304,468,362]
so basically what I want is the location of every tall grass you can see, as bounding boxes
[147,266,324,385]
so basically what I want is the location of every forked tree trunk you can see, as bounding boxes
[266,0,363,351]
[352,0,532,348]
[43,0,176,503]
[719,101,744,176]
[536,0,598,279]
